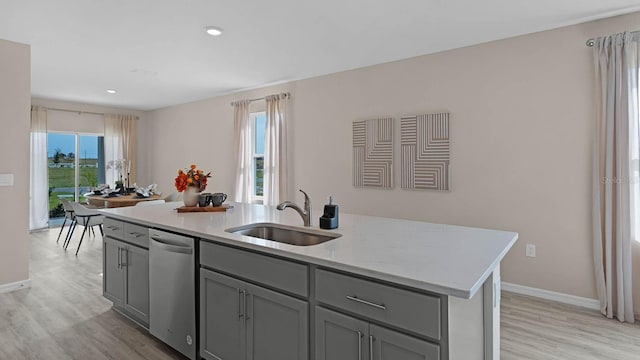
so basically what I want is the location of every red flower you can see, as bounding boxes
[174,164,212,192]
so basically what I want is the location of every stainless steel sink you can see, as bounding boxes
[225,223,341,246]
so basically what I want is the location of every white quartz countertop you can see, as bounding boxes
[100,202,518,299]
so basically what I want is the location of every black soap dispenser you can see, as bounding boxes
[319,196,339,230]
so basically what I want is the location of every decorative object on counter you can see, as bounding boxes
[211,192,227,207]
[182,187,199,207]
[401,112,450,191]
[175,164,212,207]
[319,196,339,230]
[174,164,211,192]
[198,193,212,207]
[353,117,394,188]
[176,204,231,213]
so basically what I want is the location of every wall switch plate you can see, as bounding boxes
[526,244,536,257]
[0,173,14,186]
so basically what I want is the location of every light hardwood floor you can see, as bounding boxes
[2,229,640,359]
[501,291,640,359]
[0,229,185,360]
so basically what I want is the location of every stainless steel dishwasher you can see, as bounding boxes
[148,228,196,360]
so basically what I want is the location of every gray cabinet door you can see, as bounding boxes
[315,306,368,360]
[123,245,149,326]
[246,283,308,360]
[103,237,124,308]
[370,324,440,360]
[200,269,246,360]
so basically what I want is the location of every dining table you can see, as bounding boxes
[86,193,162,208]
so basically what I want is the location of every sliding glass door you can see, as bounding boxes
[48,133,104,220]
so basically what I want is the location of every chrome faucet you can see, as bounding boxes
[277,189,312,227]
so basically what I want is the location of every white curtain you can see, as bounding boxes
[592,31,640,323]
[104,114,137,187]
[233,100,253,203]
[29,106,49,230]
[263,93,289,206]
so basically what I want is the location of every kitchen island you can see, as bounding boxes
[100,201,517,360]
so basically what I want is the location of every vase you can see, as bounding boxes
[183,187,200,207]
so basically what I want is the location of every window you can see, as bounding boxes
[47,132,105,219]
[252,112,266,201]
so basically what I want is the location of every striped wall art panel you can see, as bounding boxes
[401,112,450,191]
[353,117,393,188]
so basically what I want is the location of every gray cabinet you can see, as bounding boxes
[200,269,245,360]
[103,218,149,327]
[123,244,149,324]
[315,306,367,360]
[371,324,439,360]
[103,237,124,306]
[200,241,308,297]
[200,268,308,360]
[315,268,441,340]
[315,268,443,359]
[246,282,308,360]
[316,307,439,360]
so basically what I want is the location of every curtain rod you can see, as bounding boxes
[230,92,290,106]
[45,107,105,116]
[586,30,640,47]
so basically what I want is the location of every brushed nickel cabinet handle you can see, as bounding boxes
[121,248,128,267]
[369,335,374,360]
[127,232,144,238]
[238,289,245,320]
[245,293,251,321]
[356,331,363,360]
[117,246,121,269]
[346,295,387,310]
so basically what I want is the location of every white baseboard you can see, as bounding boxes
[0,279,32,294]
[501,281,600,311]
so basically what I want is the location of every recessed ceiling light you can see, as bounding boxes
[205,26,223,36]
[106,89,117,94]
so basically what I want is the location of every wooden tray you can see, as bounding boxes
[176,204,232,213]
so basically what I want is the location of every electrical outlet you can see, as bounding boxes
[526,244,536,258]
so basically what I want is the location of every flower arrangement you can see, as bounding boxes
[107,159,129,181]
[175,164,212,192]
[107,159,130,190]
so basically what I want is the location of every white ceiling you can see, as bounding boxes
[1,0,640,111]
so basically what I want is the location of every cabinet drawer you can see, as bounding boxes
[123,222,149,249]
[104,218,124,240]
[200,241,308,297]
[315,269,441,340]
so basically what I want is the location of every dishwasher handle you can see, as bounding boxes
[150,236,193,254]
